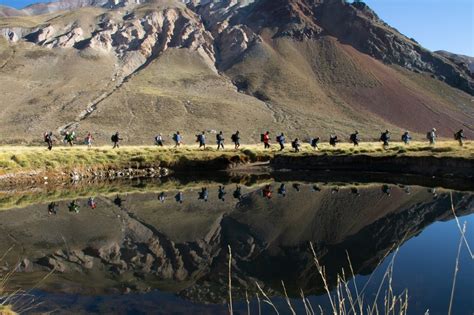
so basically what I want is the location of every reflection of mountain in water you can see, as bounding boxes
[0,182,472,304]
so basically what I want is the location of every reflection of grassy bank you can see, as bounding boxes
[0,141,471,175]
[0,305,16,315]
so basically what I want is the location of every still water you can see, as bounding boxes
[0,174,472,314]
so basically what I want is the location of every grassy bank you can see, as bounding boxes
[0,141,472,176]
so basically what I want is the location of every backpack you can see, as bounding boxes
[260,134,265,142]
[426,132,431,140]
[111,134,117,142]
[454,132,460,140]
[231,134,237,142]
[173,134,178,142]
[276,135,281,142]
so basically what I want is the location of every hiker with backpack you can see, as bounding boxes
[196,131,206,149]
[85,132,94,148]
[44,132,54,150]
[350,131,360,146]
[199,187,209,202]
[276,133,286,151]
[233,185,242,201]
[311,137,320,150]
[155,134,164,146]
[216,131,225,150]
[218,185,226,201]
[231,131,241,149]
[291,138,301,153]
[427,128,437,145]
[111,132,122,149]
[262,131,270,149]
[64,131,75,146]
[454,129,465,146]
[329,135,340,147]
[401,131,412,145]
[173,131,183,148]
[380,130,391,147]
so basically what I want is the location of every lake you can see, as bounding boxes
[0,173,472,314]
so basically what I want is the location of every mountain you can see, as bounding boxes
[0,0,473,144]
[436,50,474,74]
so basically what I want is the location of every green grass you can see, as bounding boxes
[0,141,471,175]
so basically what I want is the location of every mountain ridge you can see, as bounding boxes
[0,0,472,144]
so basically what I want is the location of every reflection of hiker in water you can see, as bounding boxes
[262,185,272,199]
[114,195,125,207]
[48,202,58,215]
[278,183,286,197]
[404,186,411,194]
[331,187,340,194]
[218,186,226,201]
[311,185,321,192]
[68,200,80,213]
[175,192,184,204]
[292,183,301,192]
[428,188,438,199]
[382,185,391,196]
[233,186,242,201]
[199,187,209,202]
[158,192,166,203]
[88,197,97,209]
[351,187,360,197]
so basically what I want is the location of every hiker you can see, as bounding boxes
[85,132,94,148]
[454,129,465,146]
[155,134,164,146]
[276,133,286,151]
[382,185,391,196]
[262,185,272,199]
[64,131,75,146]
[68,200,80,213]
[233,186,242,201]
[277,183,286,197]
[427,128,437,145]
[350,131,360,146]
[331,187,340,194]
[173,131,183,148]
[158,192,166,203]
[311,137,320,150]
[216,131,225,150]
[291,138,301,152]
[218,185,226,201]
[175,192,184,204]
[231,131,241,150]
[111,132,122,149]
[88,197,97,209]
[48,202,58,215]
[199,187,209,202]
[263,131,270,149]
[401,131,412,145]
[44,132,54,150]
[380,130,391,147]
[197,131,206,149]
[329,135,340,147]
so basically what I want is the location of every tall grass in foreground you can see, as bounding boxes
[227,192,473,315]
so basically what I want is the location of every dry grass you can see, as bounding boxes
[0,141,471,175]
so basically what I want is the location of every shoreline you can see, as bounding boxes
[0,141,472,186]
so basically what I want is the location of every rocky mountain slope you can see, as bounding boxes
[0,0,472,144]
[436,50,474,74]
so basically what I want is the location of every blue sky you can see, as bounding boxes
[1,0,473,56]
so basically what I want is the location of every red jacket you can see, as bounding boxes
[263,134,270,143]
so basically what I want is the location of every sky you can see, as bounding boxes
[1,0,473,56]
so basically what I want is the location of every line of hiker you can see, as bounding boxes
[43,128,467,151]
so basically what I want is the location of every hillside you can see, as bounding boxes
[0,0,473,144]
